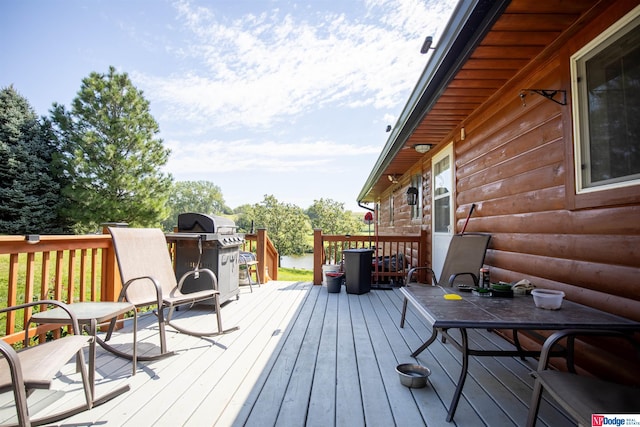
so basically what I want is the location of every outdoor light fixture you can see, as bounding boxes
[413,144,432,154]
[387,174,399,184]
[406,187,419,206]
[24,234,40,244]
[420,36,434,53]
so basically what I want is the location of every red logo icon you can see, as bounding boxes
[592,414,604,426]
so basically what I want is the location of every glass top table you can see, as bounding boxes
[400,285,640,421]
[31,301,136,404]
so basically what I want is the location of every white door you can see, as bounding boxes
[431,144,454,279]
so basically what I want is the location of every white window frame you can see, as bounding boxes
[571,5,640,194]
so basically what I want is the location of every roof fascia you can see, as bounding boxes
[357,0,511,203]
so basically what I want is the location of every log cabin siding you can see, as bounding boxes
[375,0,640,381]
[459,7,639,378]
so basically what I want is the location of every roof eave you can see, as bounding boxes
[357,0,511,204]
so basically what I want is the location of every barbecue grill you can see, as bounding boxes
[171,213,243,304]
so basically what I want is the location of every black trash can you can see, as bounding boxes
[344,249,374,294]
[326,272,344,293]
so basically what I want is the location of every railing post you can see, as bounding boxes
[313,229,323,285]
[101,223,127,302]
[256,228,268,283]
[418,229,429,283]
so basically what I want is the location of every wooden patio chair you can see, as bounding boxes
[400,233,491,327]
[106,227,238,361]
[526,328,640,426]
[0,300,93,426]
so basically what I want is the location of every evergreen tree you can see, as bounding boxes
[51,67,172,233]
[0,86,64,234]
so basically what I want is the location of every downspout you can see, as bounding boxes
[358,201,374,212]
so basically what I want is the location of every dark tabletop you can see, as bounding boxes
[401,285,640,330]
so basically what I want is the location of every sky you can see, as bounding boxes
[1,0,458,213]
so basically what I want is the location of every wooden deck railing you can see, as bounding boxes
[242,228,278,282]
[0,233,117,344]
[312,229,427,285]
[1,227,278,343]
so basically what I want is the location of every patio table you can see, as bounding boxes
[31,302,136,405]
[399,285,640,422]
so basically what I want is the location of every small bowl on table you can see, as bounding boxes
[531,289,565,310]
[396,363,431,388]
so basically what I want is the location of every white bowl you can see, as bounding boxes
[531,289,565,310]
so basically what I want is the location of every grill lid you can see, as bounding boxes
[178,212,237,234]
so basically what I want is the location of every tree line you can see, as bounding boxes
[0,67,364,256]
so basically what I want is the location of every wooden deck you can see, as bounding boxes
[5,281,575,426]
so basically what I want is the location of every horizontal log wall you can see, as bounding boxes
[376,0,640,383]
[454,3,640,382]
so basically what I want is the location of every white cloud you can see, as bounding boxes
[136,0,457,131]
[164,136,382,175]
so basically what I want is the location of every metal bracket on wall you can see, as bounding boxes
[519,89,567,106]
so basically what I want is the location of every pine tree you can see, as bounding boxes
[51,67,172,233]
[0,86,64,234]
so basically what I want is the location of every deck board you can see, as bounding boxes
[334,292,364,427]
[306,289,337,427]
[4,281,576,426]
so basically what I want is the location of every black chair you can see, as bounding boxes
[526,329,640,427]
[400,232,491,327]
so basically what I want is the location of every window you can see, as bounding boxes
[572,7,640,193]
[389,193,394,225]
[433,154,452,233]
[410,174,422,220]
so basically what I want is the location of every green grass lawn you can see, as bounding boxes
[0,252,101,306]
[276,267,313,282]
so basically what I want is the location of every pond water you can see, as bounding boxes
[280,253,314,270]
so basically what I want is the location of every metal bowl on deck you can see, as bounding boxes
[396,363,431,388]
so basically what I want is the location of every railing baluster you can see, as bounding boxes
[79,249,87,302]
[68,249,76,304]
[91,248,99,301]
[54,251,64,301]
[41,251,51,301]
[6,253,19,335]
[24,253,36,331]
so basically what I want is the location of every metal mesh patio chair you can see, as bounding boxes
[400,233,491,327]
[526,329,640,427]
[0,300,93,426]
[106,227,238,361]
